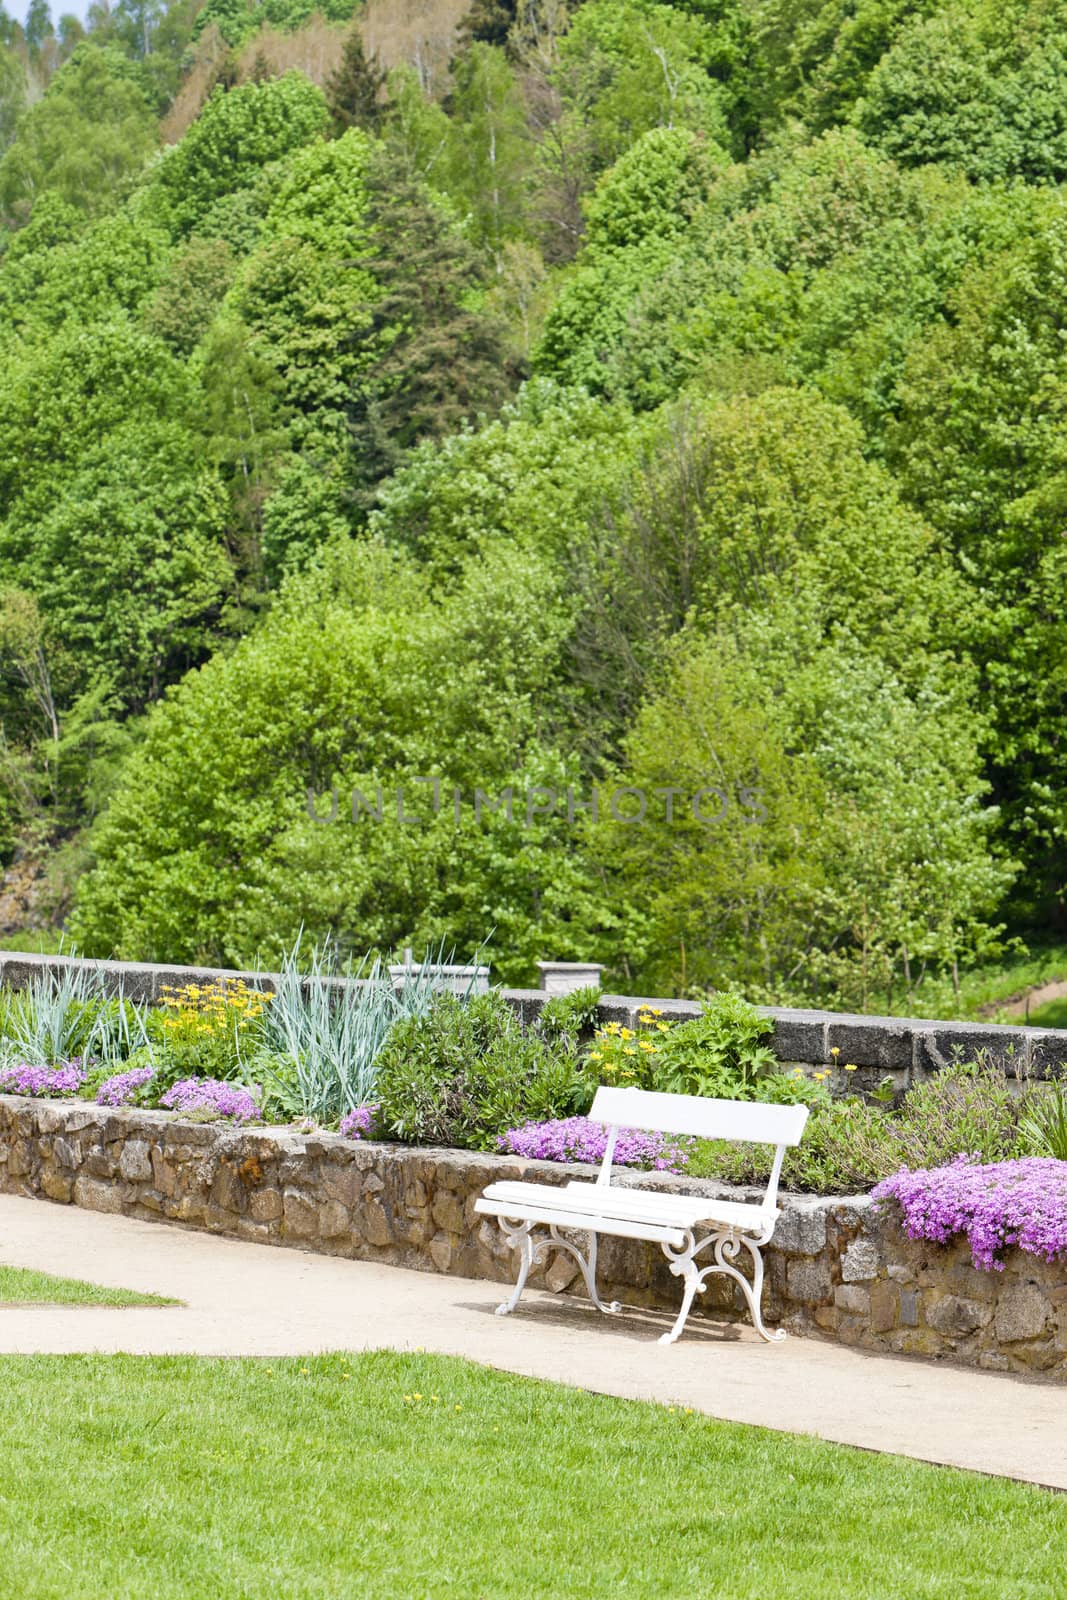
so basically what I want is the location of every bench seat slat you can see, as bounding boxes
[474,1194,688,1247]
[562,1181,773,1232]
[478,1179,771,1235]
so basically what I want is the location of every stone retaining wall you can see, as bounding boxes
[2,948,1066,1086]
[1,1097,1063,1379]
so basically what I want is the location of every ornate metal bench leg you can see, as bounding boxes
[496,1219,539,1316]
[736,1237,786,1344]
[546,1227,621,1315]
[659,1255,702,1346]
[659,1230,785,1345]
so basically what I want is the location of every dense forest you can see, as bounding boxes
[0,0,1065,1005]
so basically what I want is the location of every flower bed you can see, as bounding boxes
[874,1157,1067,1272]
[498,1116,693,1171]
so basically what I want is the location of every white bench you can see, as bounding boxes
[475,1085,809,1345]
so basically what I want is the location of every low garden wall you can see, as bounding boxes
[1,949,1065,1086]
[1,1096,1063,1379]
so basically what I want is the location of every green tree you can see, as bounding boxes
[69,539,589,976]
[326,27,385,133]
[0,43,158,225]
[142,72,329,240]
[345,150,519,495]
[445,42,531,250]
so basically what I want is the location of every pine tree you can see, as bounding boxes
[326,28,386,133]
[345,150,521,497]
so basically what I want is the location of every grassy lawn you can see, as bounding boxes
[0,1351,1060,1599]
[0,1265,176,1307]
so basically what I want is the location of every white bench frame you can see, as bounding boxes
[475,1086,809,1345]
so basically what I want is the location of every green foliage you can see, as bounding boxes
[68,538,589,979]
[326,27,385,134]
[653,993,777,1096]
[251,944,458,1122]
[855,4,1067,182]
[1018,1081,1067,1161]
[694,1059,1039,1193]
[535,985,602,1047]
[143,73,329,241]
[556,0,731,172]
[0,43,158,224]
[375,990,586,1150]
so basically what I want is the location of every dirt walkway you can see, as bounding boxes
[990,976,1067,1020]
[0,1192,1063,1490]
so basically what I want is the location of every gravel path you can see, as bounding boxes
[0,1192,1063,1489]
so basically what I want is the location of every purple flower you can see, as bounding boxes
[0,1062,85,1097]
[160,1078,260,1123]
[873,1155,1067,1272]
[96,1067,156,1107]
[497,1116,693,1173]
[340,1106,376,1140]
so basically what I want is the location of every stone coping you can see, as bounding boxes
[0,949,1065,1074]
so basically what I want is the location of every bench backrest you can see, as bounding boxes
[589,1085,809,1214]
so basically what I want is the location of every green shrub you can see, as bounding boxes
[1019,1081,1067,1160]
[535,986,602,1048]
[651,992,778,1096]
[375,992,588,1151]
[688,1060,1041,1194]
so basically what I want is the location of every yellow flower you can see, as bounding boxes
[638,1040,654,1052]
[656,1023,669,1033]
[620,1027,633,1040]
[830,1047,840,1057]
[844,1063,858,1072]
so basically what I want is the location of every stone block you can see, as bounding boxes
[763,1009,827,1064]
[913,1022,1024,1077]
[868,1281,899,1334]
[210,1163,248,1215]
[773,1205,827,1256]
[151,1149,178,1197]
[118,1141,152,1183]
[899,1290,919,1327]
[994,1283,1050,1344]
[320,1166,360,1209]
[786,1258,833,1304]
[250,1188,283,1222]
[282,1189,317,1239]
[319,1200,351,1239]
[825,1015,914,1071]
[545,1252,580,1293]
[1026,1031,1067,1078]
[73,1175,124,1215]
[498,989,548,1028]
[833,1284,870,1315]
[431,1191,465,1234]
[428,1231,453,1272]
[53,1137,80,1171]
[596,995,637,1028]
[926,1295,990,1337]
[363,1200,392,1248]
[7,1140,31,1177]
[40,1170,72,1203]
[842,1239,881,1282]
